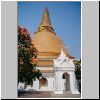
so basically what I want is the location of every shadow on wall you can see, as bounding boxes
[39,77,48,89]
[62,72,70,91]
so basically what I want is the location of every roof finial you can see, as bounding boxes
[43,6,49,16]
[37,6,54,32]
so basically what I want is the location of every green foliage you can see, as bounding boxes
[75,59,81,80]
[18,26,42,84]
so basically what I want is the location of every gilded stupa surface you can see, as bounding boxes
[32,7,74,67]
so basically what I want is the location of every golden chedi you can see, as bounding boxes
[32,7,74,68]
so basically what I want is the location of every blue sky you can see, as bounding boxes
[18,1,81,59]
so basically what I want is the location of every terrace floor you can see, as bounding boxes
[18,90,81,98]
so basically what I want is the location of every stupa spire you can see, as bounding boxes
[37,6,54,33]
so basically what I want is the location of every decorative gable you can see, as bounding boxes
[53,49,74,67]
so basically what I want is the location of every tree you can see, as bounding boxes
[75,59,81,80]
[18,26,42,85]
[75,59,81,93]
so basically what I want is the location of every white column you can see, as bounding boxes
[18,82,25,89]
[33,79,39,90]
[47,77,53,91]
[58,72,63,89]
[54,71,63,94]
[69,71,80,94]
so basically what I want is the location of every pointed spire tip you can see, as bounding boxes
[37,6,54,32]
[44,6,48,13]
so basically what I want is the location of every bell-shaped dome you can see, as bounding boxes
[32,7,74,59]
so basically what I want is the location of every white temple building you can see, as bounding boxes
[18,49,80,94]
[32,49,79,94]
